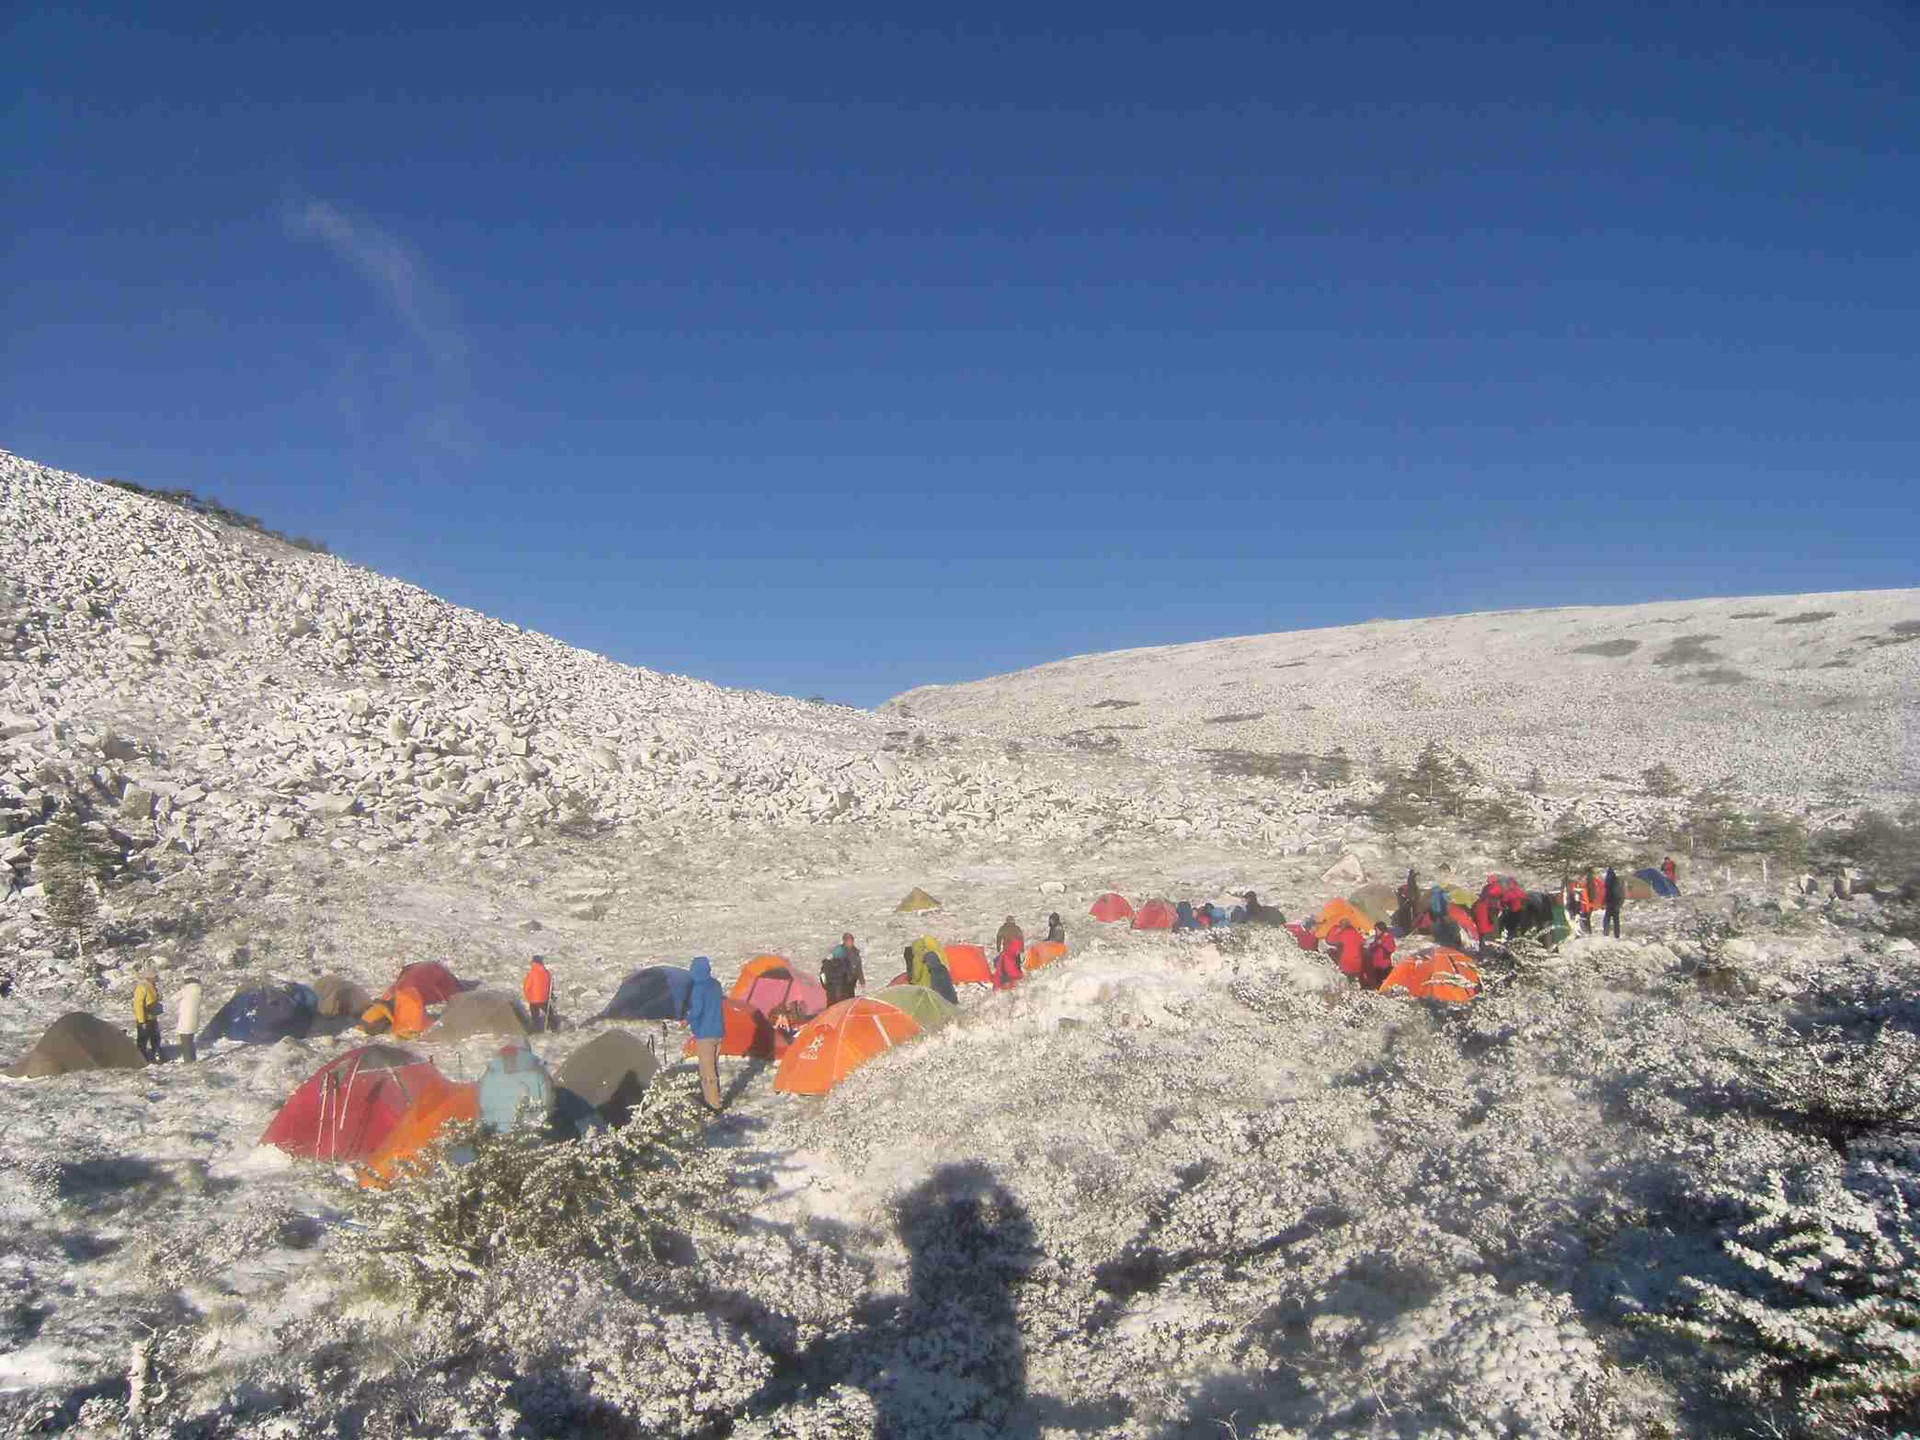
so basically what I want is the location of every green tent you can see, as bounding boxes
[873,985,958,1032]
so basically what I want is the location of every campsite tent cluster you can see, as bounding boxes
[8,869,1684,1185]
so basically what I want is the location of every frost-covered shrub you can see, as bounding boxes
[1749,1025,1920,1155]
[347,1086,725,1312]
[1647,1165,1920,1436]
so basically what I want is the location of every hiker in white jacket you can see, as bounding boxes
[173,977,203,1062]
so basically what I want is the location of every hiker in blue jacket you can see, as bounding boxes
[686,956,727,1113]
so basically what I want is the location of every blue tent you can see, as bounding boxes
[478,1045,557,1133]
[197,983,319,1046]
[1634,867,1681,898]
[597,966,692,1021]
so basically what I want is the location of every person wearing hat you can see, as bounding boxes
[1044,912,1066,944]
[131,970,163,1064]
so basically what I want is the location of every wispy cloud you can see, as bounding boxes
[284,197,475,466]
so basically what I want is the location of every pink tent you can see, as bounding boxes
[741,970,827,1021]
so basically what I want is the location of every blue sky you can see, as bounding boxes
[6,3,1917,705]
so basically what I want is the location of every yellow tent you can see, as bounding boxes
[895,887,942,913]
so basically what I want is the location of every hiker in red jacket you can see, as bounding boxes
[1661,855,1678,885]
[1326,920,1366,982]
[1362,924,1397,990]
[993,936,1026,990]
[1470,884,1500,942]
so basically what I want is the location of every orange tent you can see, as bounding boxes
[1312,898,1375,940]
[1132,899,1177,930]
[731,954,795,1001]
[773,999,923,1096]
[1379,948,1481,1004]
[941,943,995,986]
[1025,940,1068,971]
[682,998,777,1060]
[360,1074,479,1186]
[1090,892,1135,923]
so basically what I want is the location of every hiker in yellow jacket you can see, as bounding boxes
[132,971,163,1064]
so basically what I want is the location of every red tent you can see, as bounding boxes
[261,1044,444,1162]
[1132,899,1177,930]
[1090,892,1135,923]
[386,962,461,1005]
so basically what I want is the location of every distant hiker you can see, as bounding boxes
[523,955,553,1033]
[822,933,864,1007]
[1433,912,1468,952]
[1045,912,1066,944]
[1660,855,1678,887]
[132,971,163,1064]
[1429,886,1448,923]
[1565,878,1591,935]
[1471,883,1500,943]
[993,933,1026,990]
[1172,900,1201,932]
[1394,869,1421,931]
[1363,924,1398,990]
[1286,921,1319,952]
[1602,867,1624,938]
[1584,871,1603,920]
[904,943,931,991]
[1242,891,1283,926]
[172,975,203,1062]
[686,956,726,1113]
[995,916,1025,956]
[922,949,959,1005]
[1326,920,1366,983]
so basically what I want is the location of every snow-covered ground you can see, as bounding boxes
[2,451,1916,1436]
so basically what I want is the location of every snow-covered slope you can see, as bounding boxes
[886,594,1920,800]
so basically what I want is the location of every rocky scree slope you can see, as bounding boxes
[886,592,1920,802]
[0,451,1245,869]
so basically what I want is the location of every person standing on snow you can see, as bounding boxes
[1045,912,1066,944]
[994,915,1025,957]
[1363,924,1398,990]
[1326,920,1366,983]
[172,975,203,1062]
[1660,855,1678,887]
[1602,867,1625,938]
[822,932,864,1007]
[993,933,1026,990]
[522,955,553,1033]
[922,948,959,1005]
[685,956,726,1113]
[132,971,163,1064]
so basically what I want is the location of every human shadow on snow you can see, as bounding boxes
[730,1160,1127,1437]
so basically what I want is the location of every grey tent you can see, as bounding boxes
[6,1012,145,1078]
[312,973,373,1019]
[430,990,529,1043]
[555,1029,659,1130]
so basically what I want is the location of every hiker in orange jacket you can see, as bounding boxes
[523,956,553,1033]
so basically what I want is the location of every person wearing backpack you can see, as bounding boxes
[822,932,863,1007]
[922,949,959,1005]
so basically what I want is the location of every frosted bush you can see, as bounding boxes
[1648,1164,1920,1435]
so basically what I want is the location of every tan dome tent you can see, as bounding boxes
[556,1029,659,1130]
[7,1012,145,1078]
[1348,883,1399,925]
[429,990,529,1043]
[894,886,942,913]
[312,973,373,1019]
